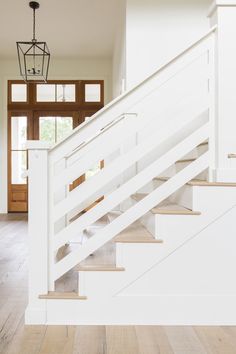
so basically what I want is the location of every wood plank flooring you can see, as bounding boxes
[1,213,236,354]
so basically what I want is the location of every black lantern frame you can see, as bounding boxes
[16,2,50,83]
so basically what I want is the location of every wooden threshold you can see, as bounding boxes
[39,291,87,300]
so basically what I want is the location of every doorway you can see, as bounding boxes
[8,80,104,212]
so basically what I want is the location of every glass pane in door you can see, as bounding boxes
[11,151,27,184]
[39,117,56,143]
[57,117,73,141]
[11,116,27,149]
[39,116,73,144]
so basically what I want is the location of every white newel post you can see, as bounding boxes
[25,141,51,325]
[208,0,236,181]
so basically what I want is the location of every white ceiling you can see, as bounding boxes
[0,0,124,59]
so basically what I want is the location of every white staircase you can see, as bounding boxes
[25,26,236,325]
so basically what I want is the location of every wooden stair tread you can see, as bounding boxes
[114,221,163,243]
[188,180,236,186]
[176,158,196,163]
[76,265,125,272]
[131,194,200,215]
[198,141,208,147]
[39,291,87,300]
[151,205,200,215]
[108,212,162,243]
[155,177,236,187]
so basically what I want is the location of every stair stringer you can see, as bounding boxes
[80,186,236,299]
[120,205,236,297]
[43,203,236,325]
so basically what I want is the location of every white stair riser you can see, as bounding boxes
[141,186,236,240]
[140,212,156,237]
[78,243,164,298]
[169,184,193,209]
[137,180,156,194]
[180,147,198,160]
[175,161,208,180]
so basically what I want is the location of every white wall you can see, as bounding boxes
[112,0,126,98]
[126,0,212,88]
[0,58,112,213]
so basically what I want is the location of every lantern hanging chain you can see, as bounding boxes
[33,7,36,41]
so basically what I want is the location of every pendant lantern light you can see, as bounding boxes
[16,1,50,83]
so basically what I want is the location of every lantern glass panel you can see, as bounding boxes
[17,42,50,82]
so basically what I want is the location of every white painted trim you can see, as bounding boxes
[207,0,236,17]
[26,295,236,325]
[26,141,52,150]
[25,305,47,325]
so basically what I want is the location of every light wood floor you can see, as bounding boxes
[1,214,236,354]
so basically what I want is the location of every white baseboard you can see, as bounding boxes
[29,295,236,325]
[25,305,47,325]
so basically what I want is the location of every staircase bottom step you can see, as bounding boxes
[39,291,87,300]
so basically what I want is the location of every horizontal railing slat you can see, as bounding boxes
[53,98,209,222]
[53,114,137,190]
[54,151,209,280]
[54,122,209,251]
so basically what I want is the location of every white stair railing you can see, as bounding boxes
[53,121,210,280]
[27,26,216,296]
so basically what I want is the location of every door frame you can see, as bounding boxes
[7,80,104,212]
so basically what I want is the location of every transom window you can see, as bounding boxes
[8,80,104,105]
[37,84,76,102]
